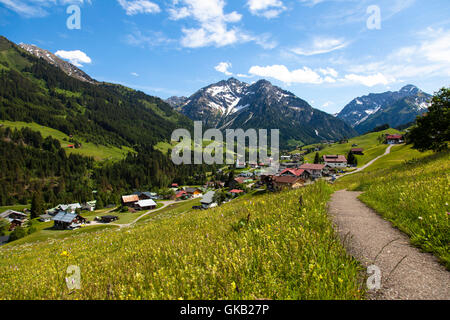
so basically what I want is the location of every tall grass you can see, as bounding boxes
[0,182,364,300]
[336,151,450,269]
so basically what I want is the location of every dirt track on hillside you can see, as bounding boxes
[328,190,450,300]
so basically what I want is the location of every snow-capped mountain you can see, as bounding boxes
[18,43,96,83]
[170,78,357,146]
[337,85,432,133]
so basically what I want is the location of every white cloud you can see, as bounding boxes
[55,50,92,67]
[247,0,286,18]
[248,65,331,84]
[247,64,392,87]
[346,27,450,82]
[125,29,172,47]
[0,0,91,17]
[292,37,349,56]
[117,0,160,15]
[215,62,233,76]
[131,72,139,77]
[168,0,274,49]
[343,73,392,87]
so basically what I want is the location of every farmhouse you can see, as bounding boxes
[201,191,217,209]
[351,148,364,155]
[205,181,225,189]
[81,200,96,212]
[184,188,203,198]
[52,212,86,230]
[299,163,325,178]
[0,210,28,230]
[56,203,82,214]
[121,194,139,206]
[386,134,404,144]
[176,190,189,200]
[280,168,310,179]
[136,199,157,210]
[323,155,347,168]
[272,176,304,189]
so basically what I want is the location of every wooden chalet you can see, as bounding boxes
[299,163,326,178]
[280,168,311,180]
[184,188,203,198]
[135,199,157,210]
[272,176,304,189]
[351,148,364,155]
[121,194,140,206]
[52,212,86,230]
[386,134,404,144]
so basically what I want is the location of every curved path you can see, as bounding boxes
[329,190,450,300]
[90,200,178,228]
[336,144,393,179]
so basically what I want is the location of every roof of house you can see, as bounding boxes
[0,235,9,245]
[280,168,305,177]
[299,163,325,170]
[136,199,157,208]
[122,195,139,203]
[272,176,303,184]
[234,177,246,184]
[59,203,82,211]
[185,187,202,194]
[52,212,78,223]
[323,155,347,163]
[176,190,187,198]
[201,191,216,204]
[229,189,244,193]
[0,210,27,219]
[386,134,404,139]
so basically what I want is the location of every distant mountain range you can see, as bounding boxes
[167,78,357,147]
[337,85,432,134]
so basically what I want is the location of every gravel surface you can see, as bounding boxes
[329,190,450,300]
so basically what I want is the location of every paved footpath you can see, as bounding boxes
[328,190,450,300]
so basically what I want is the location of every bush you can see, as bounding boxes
[9,226,27,241]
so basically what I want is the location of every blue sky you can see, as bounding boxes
[1,0,449,114]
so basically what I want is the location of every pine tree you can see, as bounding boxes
[314,152,320,164]
[30,192,44,219]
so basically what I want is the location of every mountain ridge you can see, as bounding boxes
[169,78,357,147]
[337,84,432,134]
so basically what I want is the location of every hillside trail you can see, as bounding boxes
[90,200,178,229]
[336,144,393,179]
[328,190,450,299]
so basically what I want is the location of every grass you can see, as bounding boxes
[0,181,364,300]
[336,147,450,269]
[0,120,133,161]
[0,204,30,213]
[297,129,403,167]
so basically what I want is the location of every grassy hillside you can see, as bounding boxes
[297,129,403,167]
[0,36,193,150]
[336,147,449,269]
[0,121,132,161]
[0,182,364,300]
